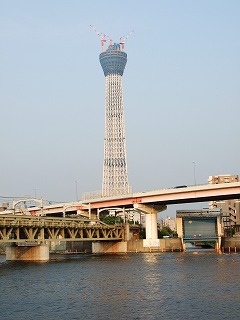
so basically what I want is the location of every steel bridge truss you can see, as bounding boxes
[0,215,124,243]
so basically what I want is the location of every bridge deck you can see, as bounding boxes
[5,182,240,217]
[84,182,240,209]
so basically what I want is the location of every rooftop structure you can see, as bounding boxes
[208,175,239,184]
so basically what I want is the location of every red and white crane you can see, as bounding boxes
[120,30,134,51]
[90,25,112,52]
[91,26,133,52]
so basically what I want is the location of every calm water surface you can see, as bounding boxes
[0,251,240,320]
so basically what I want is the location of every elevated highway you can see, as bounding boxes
[82,182,240,209]
[3,182,240,252]
[3,182,240,218]
[7,182,240,217]
[81,182,240,248]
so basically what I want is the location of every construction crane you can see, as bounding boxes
[90,25,111,52]
[107,35,113,46]
[90,26,133,52]
[120,30,134,51]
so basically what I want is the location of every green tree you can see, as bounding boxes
[100,215,123,225]
[158,226,173,238]
[139,227,146,239]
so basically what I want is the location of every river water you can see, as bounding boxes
[0,250,240,320]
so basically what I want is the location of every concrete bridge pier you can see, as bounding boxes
[134,203,167,248]
[6,243,49,261]
[92,241,127,253]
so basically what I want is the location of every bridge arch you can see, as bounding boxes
[63,203,90,218]
[13,198,43,214]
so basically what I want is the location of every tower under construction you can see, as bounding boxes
[93,28,131,197]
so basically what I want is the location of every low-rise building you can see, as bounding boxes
[208,175,240,235]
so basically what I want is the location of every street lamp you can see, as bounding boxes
[192,162,196,185]
[75,180,79,201]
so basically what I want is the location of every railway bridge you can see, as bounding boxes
[0,215,124,261]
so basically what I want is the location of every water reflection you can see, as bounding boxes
[142,252,159,264]
[1,253,240,319]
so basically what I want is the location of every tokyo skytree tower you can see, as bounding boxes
[92,27,132,197]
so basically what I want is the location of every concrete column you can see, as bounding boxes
[134,203,167,248]
[143,212,160,248]
[216,215,222,250]
[145,212,158,239]
[124,223,130,241]
[176,217,183,238]
[176,217,185,250]
[6,244,49,261]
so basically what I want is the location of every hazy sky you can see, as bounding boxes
[1,1,239,216]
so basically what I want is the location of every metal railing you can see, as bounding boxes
[183,233,219,240]
[82,186,133,201]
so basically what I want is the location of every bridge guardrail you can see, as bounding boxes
[183,233,219,240]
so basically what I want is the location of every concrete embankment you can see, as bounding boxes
[3,237,240,258]
[127,238,183,253]
[0,239,184,256]
[221,236,240,252]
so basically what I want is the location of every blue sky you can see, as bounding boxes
[0,1,239,215]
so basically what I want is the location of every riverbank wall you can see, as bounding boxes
[221,236,240,251]
[3,237,240,256]
[0,238,188,255]
[127,238,183,253]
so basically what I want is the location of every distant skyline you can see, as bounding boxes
[1,1,239,216]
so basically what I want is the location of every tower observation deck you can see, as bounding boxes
[99,43,130,197]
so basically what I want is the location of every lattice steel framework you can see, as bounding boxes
[0,215,124,242]
[100,43,130,197]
